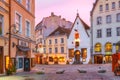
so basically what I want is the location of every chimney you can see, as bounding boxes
[51,12,54,16]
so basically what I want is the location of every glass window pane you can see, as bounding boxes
[18,58,23,68]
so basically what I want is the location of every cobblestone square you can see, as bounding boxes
[0,64,120,80]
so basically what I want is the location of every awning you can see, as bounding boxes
[116,41,120,45]
[17,45,30,52]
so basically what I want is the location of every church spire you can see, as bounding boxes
[77,9,79,17]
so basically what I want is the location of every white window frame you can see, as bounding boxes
[15,11,22,34]
[0,15,4,36]
[117,13,120,22]
[97,16,102,25]
[106,28,112,37]
[106,3,109,11]
[55,47,58,53]
[112,2,115,9]
[99,5,103,12]
[16,56,24,70]
[106,15,111,23]
[61,47,64,53]
[26,0,31,11]
[17,0,22,3]
[25,19,31,37]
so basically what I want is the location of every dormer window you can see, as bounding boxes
[55,31,60,35]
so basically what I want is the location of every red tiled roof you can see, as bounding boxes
[48,27,71,37]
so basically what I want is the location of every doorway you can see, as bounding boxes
[94,55,103,64]
[74,50,80,64]
[24,58,30,71]
[54,57,58,64]
[0,47,3,74]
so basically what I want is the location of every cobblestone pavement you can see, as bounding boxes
[0,64,120,80]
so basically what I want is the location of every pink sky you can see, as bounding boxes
[35,0,95,26]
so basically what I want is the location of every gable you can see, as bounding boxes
[69,14,90,38]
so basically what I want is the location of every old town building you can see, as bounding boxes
[0,0,9,74]
[35,12,72,64]
[91,0,120,64]
[35,13,91,64]
[67,13,91,64]
[43,27,70,64]
[9,0,36,71]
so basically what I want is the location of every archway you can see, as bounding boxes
[54,57,58,64]
[74,50,80,64]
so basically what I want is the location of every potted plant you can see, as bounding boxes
[6,69,12,76]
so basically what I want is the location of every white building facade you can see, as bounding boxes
[67,13,91,64]
[91,0,120,64]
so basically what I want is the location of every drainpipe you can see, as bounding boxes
[90,12,94,64]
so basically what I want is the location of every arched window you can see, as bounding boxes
[105,42,112,52]
[94,43,101,52]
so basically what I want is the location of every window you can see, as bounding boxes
[44,40,46,44]
[40,38,42,43]
[106,15,111,23]
[97,16,102,25]
[117,27,120,36]
[49,48,52,53]
[116,13,120,22]
[26,21,31,37]
[118,1,120,8]
[17,0,22,3]
[49,57,53,62]
[106,4,109,11]
[0,15,3,35]
[43,48,46,53]
[106,28,111,37]
[99,5,103,11]
[68,49,74,58]
[61,38,64,43]
[81,48,87,59]
[75,41,79,47]
[97,29,102,38]
[18,58,23,68]
[49,40,52,44]
[61,47,64,53]
[94,43,101,52]
[112,2,115,9]
[105,42,112,52]
[16,13,22,33]
[26,0,30,11]
[55,47,58,53]
[55,39,57,44]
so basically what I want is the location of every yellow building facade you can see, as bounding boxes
[42,27,70,64]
